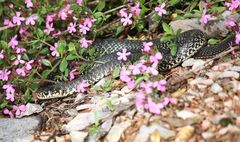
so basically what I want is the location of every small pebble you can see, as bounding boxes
[210,83,223,94]
[202,132,214,140]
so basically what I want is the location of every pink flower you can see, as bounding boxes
[8,35,19,49]
[141,82,153,94]
[127,79,135,89]
[13,105,26,116]
[120,67,131,83]
[3,19,14,27]
[142,42,153,53]
[117,48,131,61]
[25,0,33,8]
[200,9,211,25]
[119,8,128,17]
[53,31,62,38]
[225,0,240,11]
[9,3,14,9]
[19,28,27,35]
[12,12,25,25]
[3,84,15,101]
[135,91,145,108]
[225,18,236,27]
[169,97,177,104]
[15,47,26,54]
[144,97,161,114]
[236,31,240,44]
[46,14,55,25]
[0,69,11,81]
[25,60,34,70]
[67,22,77,33]
[13,55,25,65]
[69,69,77,81]
[44,23,55,35]
[79,24,90,34]
[79,38,92,48]
[150,52,163,67]
[0,50,4,59]
[131,2,141,16]
[3,109,14,118]
[155,3,167,17]
[77,0,83,5]
[77,80,89,93]
[120,13,133,26]
[129,64,141,75]
[146,66,158,75]
[58,4,74,20]
[25,15,38,25]
[153,80,167,92]
[50,43,60,57]
[16,68,26,77]
[84,18,95,28]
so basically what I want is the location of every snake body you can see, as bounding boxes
[36,29,235,100]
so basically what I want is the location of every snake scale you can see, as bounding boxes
[36,29,236,100]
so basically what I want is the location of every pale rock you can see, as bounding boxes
[218,92,228,99]
[201,120,211,131]
[182,58,206,69]
[218,125,240,135]
[106,121,131,142]
[176,110,200,120]
[189,78,214,86]
[224,100,233,108]
[205,71,222,79]
[133,125,175,142]
[17,103,43,118]
[212,62,233,71]
[76,104,94,111]
[66,109,78,117]
[210,83,223,94]
[202,132,214,139]
[204,97,215,104]
[63,110,111,131]
[175,125,195,141]
[70,131,88,142]
[230,66,240,72]
[74,93,85,103]
[218,71,239,79]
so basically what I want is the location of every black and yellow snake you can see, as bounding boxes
[36,29,236,100]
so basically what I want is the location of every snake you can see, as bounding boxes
[36,29,236,100]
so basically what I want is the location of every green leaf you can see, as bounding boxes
[24,88,32,101]
[59,58,68,72]
[0,40,8,49]
[41,70,51,78]
[113,67,120,79]
[36,29,44,38]
[70,4,80,10]
[104,79,112,88]
[170,44,178,55]
[42,59,52,67]
[95,1,105,12]
[57,40,67,56]
[198,1,203,13]
[162,22,173,34]
[94,12,104,18]
[68,42,76,53]
[40,47,49,54]
[169,0,180,5]
[208,38,219,45]
[66,54,78,60]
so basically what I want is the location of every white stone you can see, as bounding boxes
[106,121,131,142]
[210,83,223,94]
[176,110,199,120]
[70,131,88,142]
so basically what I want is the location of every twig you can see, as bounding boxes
[103,4,127,15]
[0,25,16,31]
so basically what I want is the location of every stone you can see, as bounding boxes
[176,110,200,120]
[0,116,41,142]
[134,125,175,142]
[70,131,88,142]
[210,83,223,94]
[202,132,214,140]
[17,103,43,118]
[106,121,131,142]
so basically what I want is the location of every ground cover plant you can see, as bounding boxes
[0,0,239,118]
